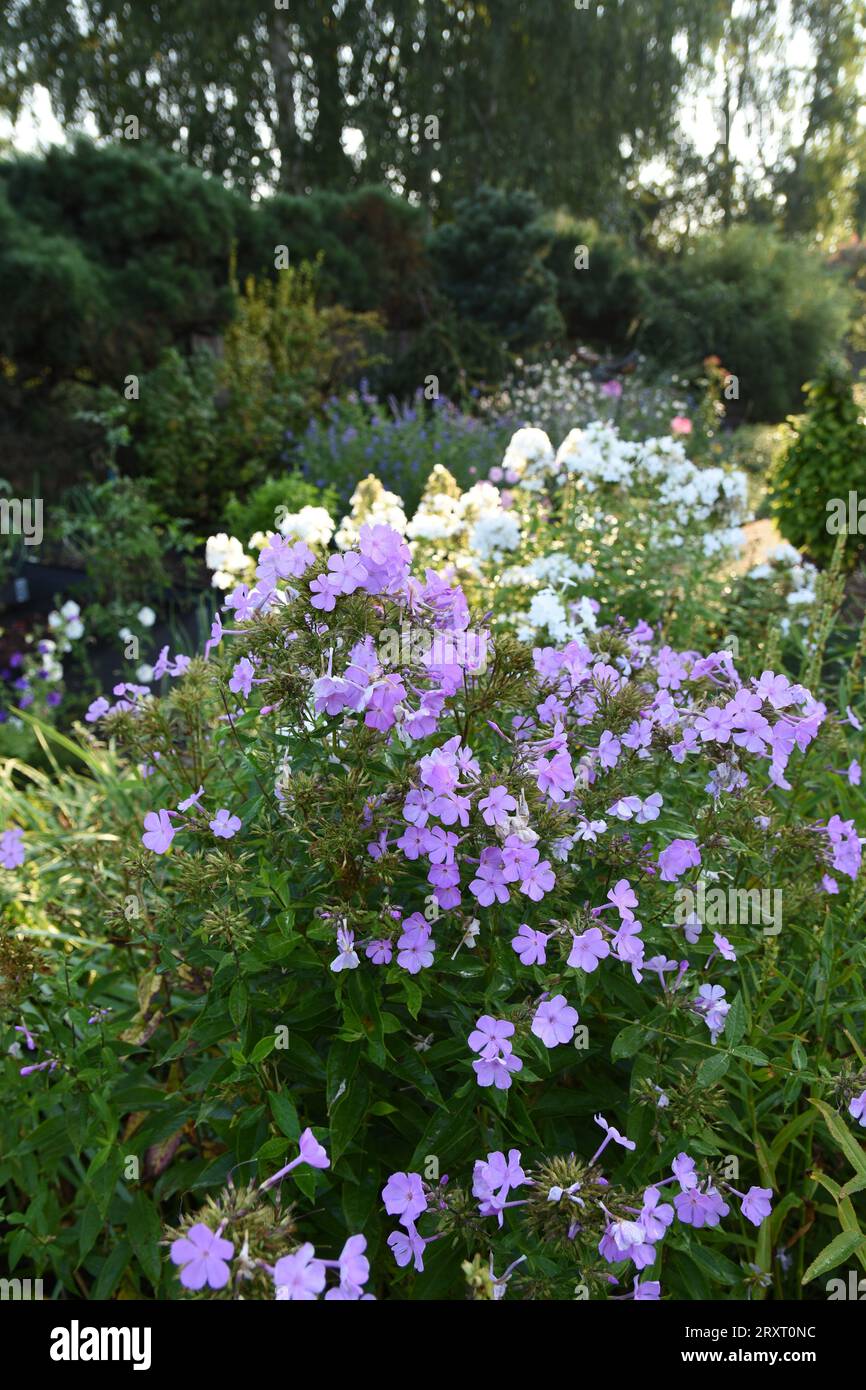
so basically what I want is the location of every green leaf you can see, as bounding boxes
[686,1242,742,1287]
[250,1035,277,1065]
[229,979,249,1029]
[802,1230,866,1285]
[92,1238,133,1299]
[330,1077,370,1165]
[811,1099,866,1178]
[697,1053,730,1087]
[610,1024,646,1061]
[269,1091,300,1141]
[126,1192,162,1286]
[732,1046,770,1066]
[724,992,748,1048]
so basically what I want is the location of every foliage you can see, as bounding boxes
[50,476,183,642]
[769,362,866,566]
[224,477,339,552]
[544,215,645,350]
[638,225,853,421]
[1,496,864,1301]
[104,265,383,527]
[291,390,515,516]
[430,188,565,352]
[2,1,725,213]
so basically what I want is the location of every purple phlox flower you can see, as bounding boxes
[646,954,679,988]
[365,939,393,965]
[658,838,701,882]
[567,926,610,973]
[531,994,579,1048]
[519,856,555,902]
[469,849,510,907]
[672,1152,698,1191]
[534,749,575,803]
[20,1056,59,1076]
[694,982,729,1038]
[170,1224,234,1291]
[382,1171,428,1222]
[330,925,360,973]
[608,795,642,820]
[640,1186,675,1241]
[210,808,242,839]
[574,817,607,842]
[736,1185,773,1228]
[14,1022,37,1051]
[0,827,25,869]
[141,809,176,855]
[473,1050,523,1090]
[591,1114,636,1163]
[85,696,110,723]
[753,670,795,709]
[606,878,638,920]
[396,916,435,973]
[597,730,622,769]
[848,1089,866,1127]
[177,785,206,814]
[274,1242,327,1300]
[478,784,517,828]
[674,1184,729,1229]
[631,1276,661,1300]
[333,1234,370,1296]
[258,1127,330,1193]
[473,1148,527,1223]
[228,655,256,699]
[511,923,549,966]
[711,932,737,962]
[612,917,644,966]
[204,611,223,659]
[387,1221,427,1273]
[468,1015,515,1057]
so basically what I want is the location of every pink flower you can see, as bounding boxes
[511,924,549,966]
[298,1127,330,1169]
[0,827,25,869]
[229,656,255,698]
[170,1224,234,1290]
[210,808,242,839]
[141,809,176,854]
[567,927,610,973]
[382,1171,427,1221]
[670,415,692,435]
[531,995,579,1048]
[273,1242,327,1300]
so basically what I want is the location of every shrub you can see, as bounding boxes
[430,187,565,351]
[769,362,866,566]
[224,476,339,547]
[638,225,852,422]
[110,264,383,526]
[0,139,241,384]
[375,312,513,406]
[2,508,864,1301]
[544,214,645,349]
[291,391,515,515]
